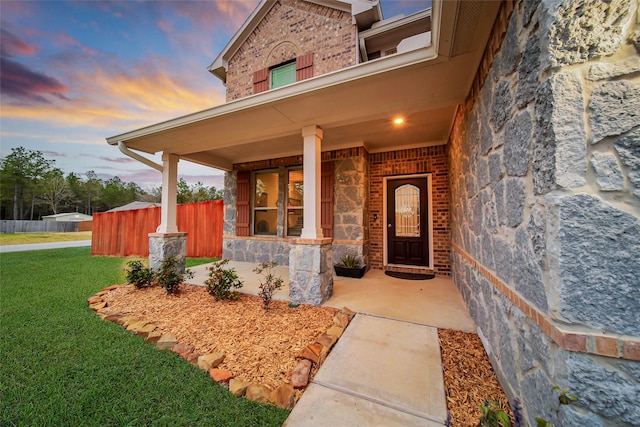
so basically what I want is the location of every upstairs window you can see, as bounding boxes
[253,53,313,94]
[270,62,296,89]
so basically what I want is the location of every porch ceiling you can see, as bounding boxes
[107,0,500,171]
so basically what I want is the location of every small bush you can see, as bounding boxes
[125,260,154,289]
[254,261,283,310]
[155,256,194,295]
[339,252,361,268]
[205,259,243,300]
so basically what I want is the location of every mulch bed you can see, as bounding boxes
[99,283,512,423]
[439,329,514,426]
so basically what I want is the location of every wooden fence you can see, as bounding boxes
[91,200,223,258]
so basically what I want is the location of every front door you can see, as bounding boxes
[386,177,429,266]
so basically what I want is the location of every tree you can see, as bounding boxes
[40,169,72,215]
[0,147,53,219]
[84,171,102,214]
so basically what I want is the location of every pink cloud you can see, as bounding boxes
[55,32,98,56]
[0,29,36,56]
[0,57,69,103]
[157,20,171,33]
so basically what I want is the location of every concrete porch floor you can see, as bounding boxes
[187,261,475,333]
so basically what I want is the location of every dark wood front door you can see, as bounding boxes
[387,178,429,266]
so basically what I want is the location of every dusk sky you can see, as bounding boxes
[1,0,429,191]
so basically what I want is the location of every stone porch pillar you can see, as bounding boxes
[289,126,333,305]
[149,152,187,270]
[289,238,333,305]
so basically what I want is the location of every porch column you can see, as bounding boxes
[157,152,179,233]
[289,125,332,305]
[301,125,323,239]
[149,152,187,271]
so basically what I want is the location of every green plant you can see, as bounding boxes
[155,256,194,295]
[125,259,154,289]
[254,261,283,310]
[534,387,578,427]
[339,252,361,268]
[205,259,244,300]
[478,401,511,427]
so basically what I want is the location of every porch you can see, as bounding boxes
[188,261,475,333]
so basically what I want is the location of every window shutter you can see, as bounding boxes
[321,161,334,238]
[296,53,314,82]
[236,171,251,236]
[253,68,269,94]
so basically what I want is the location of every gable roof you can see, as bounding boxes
[208,0,382,83]
[108,0,502,171]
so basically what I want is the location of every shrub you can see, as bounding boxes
[339,252,361,268]
[205,259,243,300]
[253,261,283,310]
[125,260,154,289]
[479,401,511,427]
[155,256,194,295]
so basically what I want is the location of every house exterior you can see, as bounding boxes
[42,212,93,222]
[107,0,640,424]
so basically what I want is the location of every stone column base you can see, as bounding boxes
[288,238,333,305]
[149,232,188,272]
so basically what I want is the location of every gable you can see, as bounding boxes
[222,0,357,101]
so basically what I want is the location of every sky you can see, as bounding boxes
[0,0,429,191]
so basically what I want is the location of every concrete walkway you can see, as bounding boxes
[188,261,474,425]
[284,313,448,426]
[0,240,92,253]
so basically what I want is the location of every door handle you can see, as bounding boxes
[388,223,392,228]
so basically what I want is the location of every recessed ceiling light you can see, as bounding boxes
[393,117,404,125]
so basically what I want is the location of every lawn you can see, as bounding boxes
[0,247,288,426]
[0,231,93,245]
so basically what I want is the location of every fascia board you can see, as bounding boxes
[359,8,431,39]
[107,45,440,147]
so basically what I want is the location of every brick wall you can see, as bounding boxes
[369,146,450,275]
[225,0,357,101]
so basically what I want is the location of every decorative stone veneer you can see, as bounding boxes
[449,0,640,425]
[223,236,290,267]
[369,146,450,275]
[149,233,187,272]
[330,151,369,268]
[225,0,356,101]
[289,239,333,305]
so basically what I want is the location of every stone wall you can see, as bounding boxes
[225,0,357,101]
[449,0,640,425]
[369,146,450,275]
[331,153,369,268]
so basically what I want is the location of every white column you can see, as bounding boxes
[157,152,179,233]
[301,125,323,239]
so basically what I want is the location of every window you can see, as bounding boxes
[395,184,420,237]
[287,169,304,237]
[271,62,296,89]
[254,171,278,235]
[236,162,333,238]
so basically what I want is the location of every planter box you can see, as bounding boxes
[334,265,367,279]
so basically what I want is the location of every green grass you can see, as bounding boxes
[0,248,288,426]
[0,231,93,245]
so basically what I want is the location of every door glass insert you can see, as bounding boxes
[395,184,420,237]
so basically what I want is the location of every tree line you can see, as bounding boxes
[0,147,223,220]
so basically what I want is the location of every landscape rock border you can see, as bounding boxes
[87,285,355,410]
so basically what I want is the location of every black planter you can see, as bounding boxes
[334,265,367,278]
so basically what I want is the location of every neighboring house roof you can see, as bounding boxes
[208,0,383,83]
[42,212,93,221]
[107,202,160,212]
[107,1,500,172]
